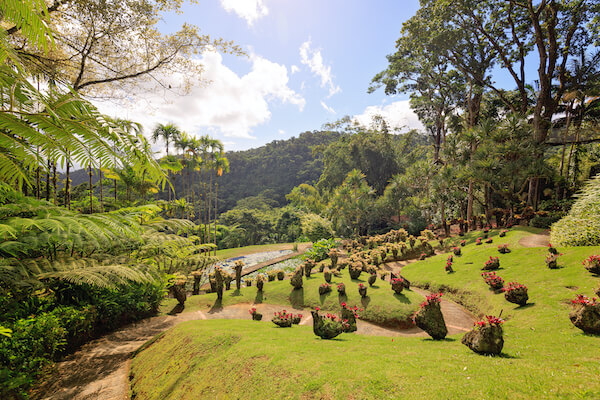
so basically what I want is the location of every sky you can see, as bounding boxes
[94,0,427,153]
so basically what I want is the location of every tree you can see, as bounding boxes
[8,0,243,97]
[152,123,181,158]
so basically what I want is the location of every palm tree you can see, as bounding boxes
[151,123,181,158]
[213,153,229,255]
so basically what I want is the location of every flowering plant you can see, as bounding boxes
[475,237,482,245]
[583,255,600,274]
[419,292,442,309]
[547,243,558,255]
[447,254,453,262]
[481,272,504,290]
[419,252,427,260]
[319,283,332,295]
[272,310,294,327]
[503,281,528,306]
[460,239,466,247]
[452,246,461,256]
[291,313,303,324]
[473,315,504,329]
[571,294,598,306]
[248,307,257,315]
[445,261,454,273]
[497,244,510,254]
[337,282,346,293]
[499,229,508,237]
[391,277,406,294]
[485,238,493,244]
[341,302,362,318]
[482,256,500,270]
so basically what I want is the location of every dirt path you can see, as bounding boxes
[518,231,550,248]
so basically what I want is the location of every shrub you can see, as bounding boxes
[302,214,334,242]
[445,261,454,273]
[324,269,332,283]
[249,307,262,321]
[569,295,600,334]
[462,315,504,355]
[358,283,367,298]
[311,310,347,339]
[336,282,346,294]
[460,239,466,247]
[272,310,293,327]
[391,277,405,294]
[340,302,361,333]
[503,282,528,306]
[551,174,600,246]
[481,272,504,290]
[419,252,427,260]
[303,259,316,277]
[475,237,482,245]
[545,253,561,269]
[290,267,303,289]
[482,256,500,270]
[547,243,559,255]
[348,263,362,280]
[583,255,600,275]
[497,244,510,254]
[452,247,461,256]
[319,283,332,295]
[368,273,376,286]
[413,293,446,340]
[499,229,508,237]
[530,213,562,229]
[303,238,337,262]
[267,271,277,282]
[276,270,285,280]
[485,238,493,244]
[291,314,303,325]
[256,275,265,291]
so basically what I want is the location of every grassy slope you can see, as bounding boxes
[160,267,422,326]
[133,228,600,399]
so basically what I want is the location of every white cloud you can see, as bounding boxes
[354,100,424,132]
[290,65,299,74]
[277,129,285,135]
[299,40,341,97]
[320,101,336,114]
[220,0,268,26]
[93,51,304,151]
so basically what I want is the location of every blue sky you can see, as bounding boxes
[95,0,531,152]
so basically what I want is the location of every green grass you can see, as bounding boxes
[214,242,309,260]
[160,266,422,326]
[134,228,600,399]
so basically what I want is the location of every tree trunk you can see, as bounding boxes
[46,160,50,201]
[114,179,118,202]
[99,167,103,212]
[65,161,70,210]
[214,181,218,256]
[52,162,57,205]
[88,166,93,213]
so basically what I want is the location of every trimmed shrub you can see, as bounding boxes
[503,282,528,306]
[583,255,600,275]
[462,315,504,355]
[413,292,446,340]
[569,295,600,334]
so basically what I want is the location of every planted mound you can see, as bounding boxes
[163,270,421,328]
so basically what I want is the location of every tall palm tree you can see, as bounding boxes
[213,153,229,255]
[151,123,181,158]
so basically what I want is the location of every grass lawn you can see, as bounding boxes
[214,242,309,260]
[134,228,600,399]
[160,267,422,327]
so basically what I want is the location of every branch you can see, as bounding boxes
[546,137,600,146]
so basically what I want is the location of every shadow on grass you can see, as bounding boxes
[516,302,535,309]
[319,291,331,305]
[393,293,411,304]
[360,296,371,309]
[167,303,185,315]
[231,288,243,297]
[338,293,348,305]
[254,290,264,304]
[351,277,366,283]
[208,298,223,313]
[421,337,457,342]
[289,287,305,309]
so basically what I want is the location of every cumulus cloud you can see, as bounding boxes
[299,40,341,97]
[93,51,304,150]
[354,100,424,132]
[320,101,336,114]
[290,65,299,74]
[220,0,268,26]
[278,129,285,135]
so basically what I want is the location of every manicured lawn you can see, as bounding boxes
[137,228,600,399]
[160,267,422,327]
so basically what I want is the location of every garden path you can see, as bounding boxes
[518,231,550,248]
